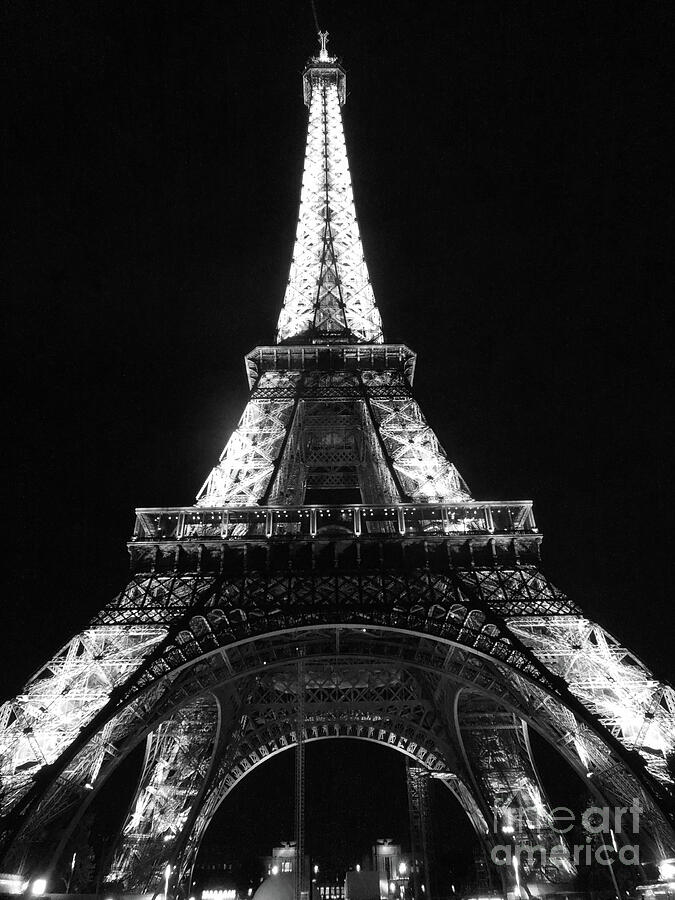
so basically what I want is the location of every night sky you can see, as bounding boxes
[3,0,674,871]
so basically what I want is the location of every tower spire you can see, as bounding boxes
[276,40,384,345]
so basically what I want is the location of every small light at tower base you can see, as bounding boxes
[30,880,47,897]
[164,863,171,900]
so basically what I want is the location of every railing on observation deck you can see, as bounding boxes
[132,502,537,542]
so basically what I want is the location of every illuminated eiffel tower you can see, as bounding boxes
[1,34,674,897]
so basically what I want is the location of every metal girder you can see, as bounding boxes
[494,665,674,856]
[407,762,436,900]
[3,562,674,865]
[506,617,675,784]
[106,694,220,891]
[3,621,674,880]
[174,662,474,890]
[0,574,220,850]
[0,624,166,819]
[3,38,675,899]
[294,660,306,900]
[456,693,575,883]
[196,366,470,507]
[197,373,301,507]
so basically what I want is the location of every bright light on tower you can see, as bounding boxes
[30,880,47,897]
[398,863,407,876]
[512,854,521,899]
[271,866,279,876]
[164,864,171,900]
[659,859,675,881]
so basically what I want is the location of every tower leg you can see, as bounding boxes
[105,695,221,893]
[295,659,306,900]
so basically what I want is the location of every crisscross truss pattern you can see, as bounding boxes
[363,371,470,501]
[457,693,575,881]
[0,624,166,817]
[196,368,469,507]
[275,53,383,344]
[508,618,675,782]
[125,662,480,891]
[2,564,674,876]
[0,574,217,829]
[197,372,300,506]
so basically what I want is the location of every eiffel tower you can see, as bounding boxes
[2,34,674,896]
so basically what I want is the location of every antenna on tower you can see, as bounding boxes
[318,30,329,60]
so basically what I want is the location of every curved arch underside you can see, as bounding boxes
[1,565,674,884]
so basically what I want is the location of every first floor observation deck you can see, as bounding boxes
[129,501,541,574]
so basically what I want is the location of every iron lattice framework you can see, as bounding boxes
[1,33,674,898]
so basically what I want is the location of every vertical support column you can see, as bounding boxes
[104,696,221,893]
[406,760,436,900]
[357,373,409,503]
[295,659,306,900]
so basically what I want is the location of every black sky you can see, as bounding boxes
[3,0,674,865]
